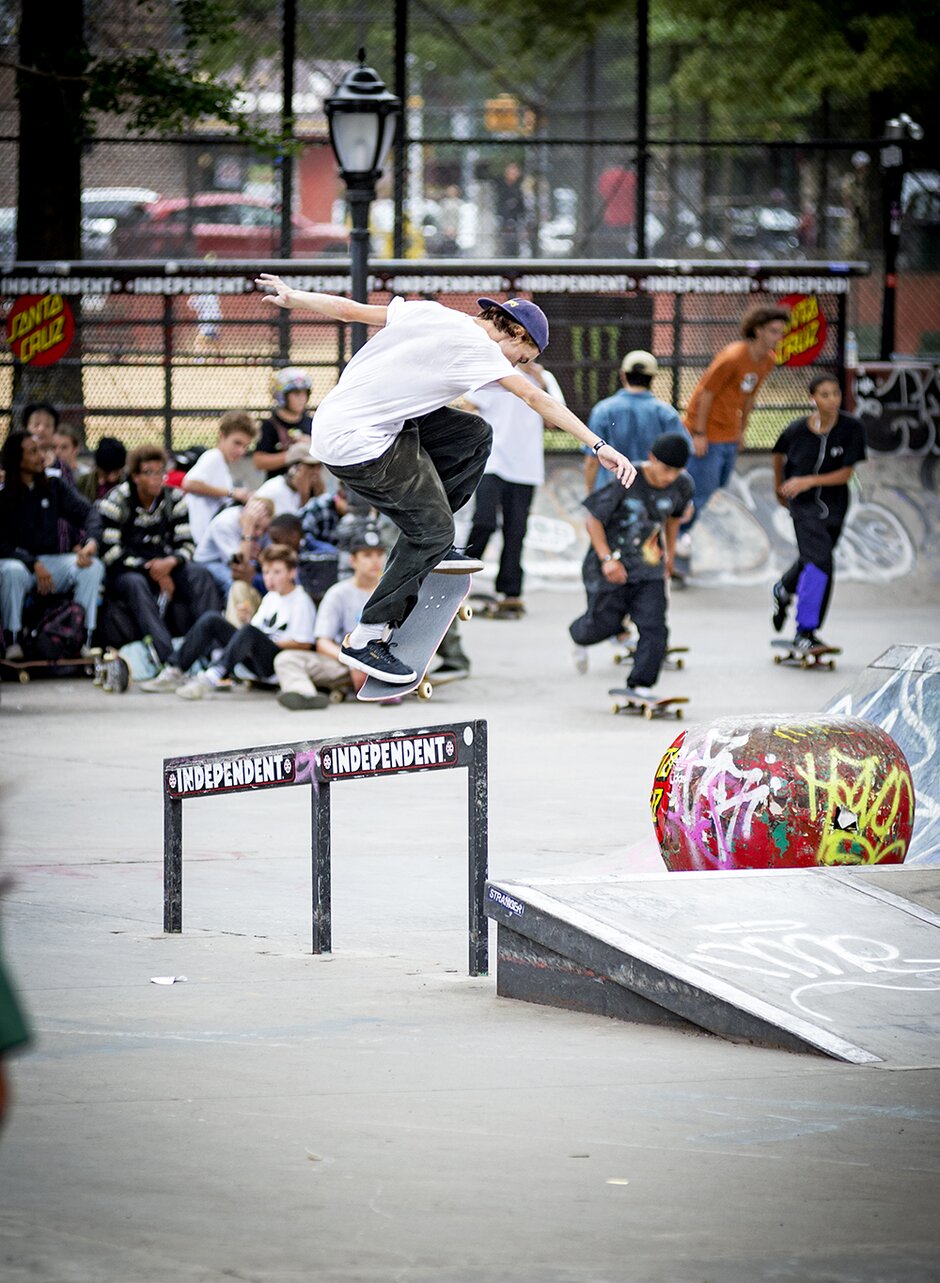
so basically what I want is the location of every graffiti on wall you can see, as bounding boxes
[653,714,915,872]
[854,362,940,457]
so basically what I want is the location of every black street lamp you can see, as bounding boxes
[879,112,923,361]
[325,50,401,353]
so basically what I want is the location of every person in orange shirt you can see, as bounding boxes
[679,305,789,544]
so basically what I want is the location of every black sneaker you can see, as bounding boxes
[793,630,822,654]
[435,548,485,573]
[772,581,791,633]
[338,636,417,684]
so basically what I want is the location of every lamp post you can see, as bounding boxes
[879,112,923,361]
[325,50,401,354]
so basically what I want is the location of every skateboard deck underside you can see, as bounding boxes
[358,572,472,702]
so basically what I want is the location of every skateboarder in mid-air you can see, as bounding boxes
[771,373,867,653]
[570,433,693,697]
[257,274,637,683]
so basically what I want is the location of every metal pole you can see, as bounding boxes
[311,782,332,954]
[162,295,173,452]
[879,144,903,361]
[467,721,489,977]
[163,793,183,933]
[347,184,372,353]
[393,0,408,258]
[635,0,649,258]
[278,0,296,366]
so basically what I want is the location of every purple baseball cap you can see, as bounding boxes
[477,296,549,353]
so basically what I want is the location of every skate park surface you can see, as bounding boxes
[2,464,940,1281]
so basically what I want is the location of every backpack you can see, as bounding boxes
[29,600,86,662]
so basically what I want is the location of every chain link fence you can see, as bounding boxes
[1,0,937,442]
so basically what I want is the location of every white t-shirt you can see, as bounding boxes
[312,297,516,466]
[314,578,371,644]
[251,586,316,644]
[256,474,301,515]
[468,369,564,486]
[194,505,243,565]
[183,447,233,543]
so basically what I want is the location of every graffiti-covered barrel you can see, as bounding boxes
[651,714,915,872]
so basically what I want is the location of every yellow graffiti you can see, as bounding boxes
[795,747,915,866]
[650,784,664,821]
[772,720,827,744]
[8,293,64,339]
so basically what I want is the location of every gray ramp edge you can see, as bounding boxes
[484,867,940,1067]
[486,877,881,1064]
[825,642,940,864]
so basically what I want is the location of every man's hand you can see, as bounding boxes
[256,274,293,309]
[595,444,637,488]
[601,556,628,586]
[692,434,709,458]
[75,540,97,569]
[146,556,178,582]
[231,486,252,505]
[230,554,254,584]
[33,560,54,595]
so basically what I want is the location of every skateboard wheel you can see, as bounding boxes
[612,703,621,714]
[643,705,654,720]
[675,657,684,670]
[675,708,683,720]
[417,680,433,701]
[457,603,472,622]
[18,671,30,684]
[773,655,782,665]
[613,653,623,665]
[328,688,346,704]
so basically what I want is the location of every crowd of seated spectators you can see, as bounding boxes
[0,376,386,705]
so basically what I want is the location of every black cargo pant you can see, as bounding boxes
[171,612,280,679]
[569,574,668,688]
[780,503,846,632]
[327,406,492,627]
[108,562,220,662]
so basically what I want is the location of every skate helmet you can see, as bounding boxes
[271,367,312,408]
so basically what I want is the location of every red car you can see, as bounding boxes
[115,192,348,258]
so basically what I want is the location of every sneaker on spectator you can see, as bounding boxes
[339,636,417,684]
[277,690,329,711]
[435,548,485,573]
[675,532,693,559]
[176,673,215,700]
[572,644,589,675]
[140,665,185,693]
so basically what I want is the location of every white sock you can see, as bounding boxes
[347,622,387,648]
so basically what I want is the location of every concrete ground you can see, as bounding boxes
[2,573,939,1282]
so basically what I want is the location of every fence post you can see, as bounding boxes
[311,779,332,954]
[467,720,489,977]
[164,792,183,933]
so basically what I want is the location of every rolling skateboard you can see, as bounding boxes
[772,639,841,670]
[358,572,473,703]
[608,689,689,720]
[468,591,525,620]
[613,643,688,672]
[91,647,131,692]
[0,655,95,684]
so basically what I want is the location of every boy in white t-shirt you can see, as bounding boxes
[139,545,316,699]
[181,412,256,543]
[274,522,384,711]
[256,273,636,685]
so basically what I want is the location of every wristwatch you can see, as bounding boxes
[592,439,607,455]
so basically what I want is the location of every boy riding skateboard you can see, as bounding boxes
[257,274,637,684]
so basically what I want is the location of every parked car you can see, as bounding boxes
[114,192,349,259]
[81,187,161,258]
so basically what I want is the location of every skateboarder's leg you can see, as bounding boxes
[792,509,835,635]
[494,480,534,599]
[414,406,493,515]
[625,580,668,688]
[569,585,630,647]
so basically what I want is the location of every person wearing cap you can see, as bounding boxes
[585,351,691,493]
[256,272,636,685]
[274,522,387,710]
[255,441,325,516]
[76,436,127,503]
[569,432,694,696]
[253,367,314,479]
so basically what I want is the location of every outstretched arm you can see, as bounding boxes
[499,373,637,488]
[256,274,388,327]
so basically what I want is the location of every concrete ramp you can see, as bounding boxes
[826,643,940,865]
[486,867,940,1066]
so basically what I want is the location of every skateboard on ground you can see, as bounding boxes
[608,689,689,720]
[91,647,131,692]
[468,590,525,620]
[0,655,95,684]
[771,639,841,670]
[613,643,688,672]
[358,572,473,703]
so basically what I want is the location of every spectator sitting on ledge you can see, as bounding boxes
[77,437,127,503]
[97,444,219,665]
[0,431,104,659]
